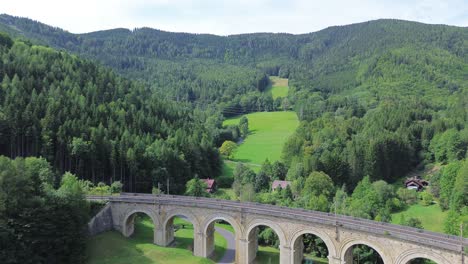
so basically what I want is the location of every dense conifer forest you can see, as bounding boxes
[0,32,222,194]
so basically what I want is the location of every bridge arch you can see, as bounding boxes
[163,208,200,230]
[122,208,160,239]
[245,218,287,246]
[339,238,391,264]
[202,213,243,237]
[244,218,287,263]
[201,213,243,259]
[162,208,201,253]
[395,248,451,264]
[289,227,337,263]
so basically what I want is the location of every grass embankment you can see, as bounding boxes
[87,216,226,264]
[391,203,448,233]
[267,76,289,99]
[223,111,299,165]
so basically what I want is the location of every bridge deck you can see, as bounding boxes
[87,193,467,253]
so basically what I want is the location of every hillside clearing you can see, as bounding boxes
[267,76,289,99]
[223,111,299,165]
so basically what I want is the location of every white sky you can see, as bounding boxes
[0,0,467,35]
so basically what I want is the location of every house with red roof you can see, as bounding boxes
[201,178,217,193]
[271,180,291,191]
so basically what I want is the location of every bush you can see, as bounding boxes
[110,181,123,193]
[219,140,237,159]
[419,191,434,206]
[88,182,110,195]
[152,186,162,194]
[216,176,234,188]
[397,188,418,204]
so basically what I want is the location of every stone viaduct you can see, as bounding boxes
[88,193,467,264]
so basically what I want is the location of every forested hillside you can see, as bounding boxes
[0,32,222,193]
[1,14,466,116]
[0,15,466,229]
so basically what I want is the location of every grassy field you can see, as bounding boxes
[391,203,448,233]
[223,111,299,165]
[268,76,289,99]
[254,246,280,264]
[87,215,226,264]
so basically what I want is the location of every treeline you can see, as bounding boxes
[0,33,223,193]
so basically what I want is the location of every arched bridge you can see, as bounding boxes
[88,193,466,264]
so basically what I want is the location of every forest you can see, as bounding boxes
[0,32,223,194]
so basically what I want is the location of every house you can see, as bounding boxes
[404,176,429,191]
[202,178,217,193]
[271,180,291,191]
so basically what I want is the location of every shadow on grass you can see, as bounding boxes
[248,129,258,135]
[253,248,280,264]
[87,214,206,264]
[87,231,156,264]
[172,236,194,251]
[232,158,254,163]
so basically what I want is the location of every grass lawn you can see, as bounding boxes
[267,76,289,99]
[254,246,280,264]
[224,160,261,172]
[223,111,299,165]
[87,215,227,264]
[391,203,448,233]
[215,222,235,233]
[304,254,329,264]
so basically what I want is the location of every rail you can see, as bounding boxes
[86,193,467,253]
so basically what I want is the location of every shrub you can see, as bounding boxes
[419,191,434,206]
[216,176,234,188]
[110,181,123,194]
[397,188,418,204]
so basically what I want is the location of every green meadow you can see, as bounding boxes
[223,111,299,165]
[87,216,226,264]
[391,203,448,233]
[267,76,289,99]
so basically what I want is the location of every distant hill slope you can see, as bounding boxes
[0,14,466,111]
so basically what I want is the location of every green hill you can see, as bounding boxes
[0,14,466,117]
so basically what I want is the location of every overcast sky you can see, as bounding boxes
[1,0,467,35]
